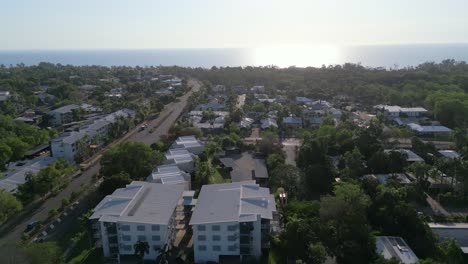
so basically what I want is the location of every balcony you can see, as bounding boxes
[240,245,251,255]
[240,235,252,245]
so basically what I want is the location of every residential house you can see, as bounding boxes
[306,100,332,110]
[239,117,255,129]
[384,149,425,162]
[429,223,468,254]
[407,123,452,137]
[296,96,312,104]
[89,181,186,260]
[250,85,265,93]
[105,88,124,99]
[438,150,461,159]
[260,118,278,130]
[282,117,303,129]
[190,181,277,263]
[376,236,419,263]
[364,173,412,185]
[163,77,182,87]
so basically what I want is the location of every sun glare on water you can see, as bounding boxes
[253,45,340,68]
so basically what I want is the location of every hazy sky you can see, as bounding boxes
[1,0,468,50]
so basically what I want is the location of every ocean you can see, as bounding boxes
[1,44,468,68]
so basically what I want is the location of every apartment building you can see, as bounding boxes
[190,181,277,263]
[47,104,80,126]
[89,181,185,260]
[50,109,134,163]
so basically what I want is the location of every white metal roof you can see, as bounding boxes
[190,181,276,225]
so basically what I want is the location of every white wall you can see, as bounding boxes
[193,222,240,263]
[51,141,75,164]
[117,222,170,260]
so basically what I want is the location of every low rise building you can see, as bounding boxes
[376,236,419,263]
[50,109,135,163]
[190,181,277,263]
[47,104,80,126]
[429,223,468,254]
[364,173,412,185]
[164,149,195,173]
[384,149,425,162]
[407,123,452,136]
[89,181,186,260]
[171,136,204,155]
[0,157,56,193]
[260,118,278,130]
[146,164,191,190]
[282,116,303,128]
[438,150,461,159]
[374,105,428,117]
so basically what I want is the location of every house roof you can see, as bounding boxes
[283,117,303,124]
[296,96,312,103]
[219,158,235,168]
[260,118,278,129]
[50,104,80,114]
[90,181,184,224]
[189,181,276,225]
[146,165,190,185]
[384,149,424,162]
[0,157,57,192]
[407,123,452,133]
[438,150,461,159]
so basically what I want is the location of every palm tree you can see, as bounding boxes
[134,240,149,263]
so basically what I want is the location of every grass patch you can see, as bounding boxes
[210,167,231,184]
[68,247,102,264]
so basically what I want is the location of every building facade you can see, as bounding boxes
[190,181,276,263]
[89,182,186,260]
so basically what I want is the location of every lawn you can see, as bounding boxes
[210,167,231,184]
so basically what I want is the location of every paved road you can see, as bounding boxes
[282,138,301,165]
[0,79,201,247]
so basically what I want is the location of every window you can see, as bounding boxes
[212,235,221,241]
[137,235,146,241]
[213,245,221,251]
[197,225,205,231]
[198,245,207,251]
[227,225,238,231]
[228,235,236,241]
[151,225,160,231]
[120,225,130,231]
[122,245,132,251]
[197,235,206,241]
[122,235,131,241]
[152,235,160,241]
[228,245,237,251]
[212,225,220,231]
[137,225,145,231]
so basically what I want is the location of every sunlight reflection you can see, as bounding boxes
[253,45,340,67]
